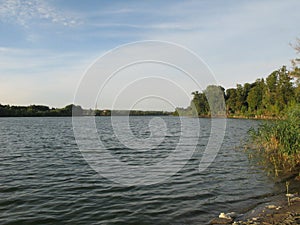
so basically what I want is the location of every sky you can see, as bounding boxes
[0,0,300,110]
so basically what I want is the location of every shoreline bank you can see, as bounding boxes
[209,179,300,225]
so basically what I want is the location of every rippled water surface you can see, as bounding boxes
[0,117,281,224]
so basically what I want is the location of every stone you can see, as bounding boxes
[219,212,232,220]
[286,193,295,198]
[209,217,233,224]
[266,204,277,209]
[226,212,238,219]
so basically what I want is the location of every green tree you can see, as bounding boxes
[247,79,265,113]
[225,88,238,114]
[191,91,209,116]
[276,66,294,109]
[290,38,300,102]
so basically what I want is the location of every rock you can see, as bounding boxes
[209,217,233,224]
[266,204,277,209]
[286,193,295,197]
[219,212,232,220]
[226,212,238,219]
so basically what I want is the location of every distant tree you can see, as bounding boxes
[29,105,50,112]
[263,70,278,114]
[225,88,238,114]
[290,38,300,102]
[0,104,10,116]
[247,79,265,113]
[262,66,295,115]
[234,83,250,114]
[277,66,294,108]
[190,91,209,116]
[291,38,300,76]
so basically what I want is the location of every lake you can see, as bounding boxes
[0,117,283,224]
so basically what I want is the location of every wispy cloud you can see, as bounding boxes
[90,22,201,31]
[0,0,81,27]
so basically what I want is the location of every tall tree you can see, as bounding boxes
[225,88,238,114]
[247,79,265,113]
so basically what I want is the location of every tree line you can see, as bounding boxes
[0,104,84,117]
[0,104,171,117]
[2,40,299,118]
[1,65,299,118]
[176,65,300,118]
[2,65,299,118]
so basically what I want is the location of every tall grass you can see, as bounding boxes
[248,105,300,177]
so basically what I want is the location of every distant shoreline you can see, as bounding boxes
[0,103,173,117]
[0,103,282,119]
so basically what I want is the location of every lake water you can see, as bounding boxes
[0,117,283,224]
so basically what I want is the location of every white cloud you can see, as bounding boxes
[0,0,81,27]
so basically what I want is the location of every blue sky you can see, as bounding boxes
[0,0,300,109]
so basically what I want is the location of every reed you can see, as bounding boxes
[286,181,291,206]
[247,105,300,177]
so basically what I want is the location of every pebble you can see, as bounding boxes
[266,204,277,209]
[233,213,300,225]
[286,193,295,197]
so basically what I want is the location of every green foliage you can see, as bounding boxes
[225,88,238,113]
[179,85,226,117]
[179,65,299,118]
[190,91,209,116]
[246,79,265,113]
[248,105,300,176]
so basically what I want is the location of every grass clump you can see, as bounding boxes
[248,105,300,177]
